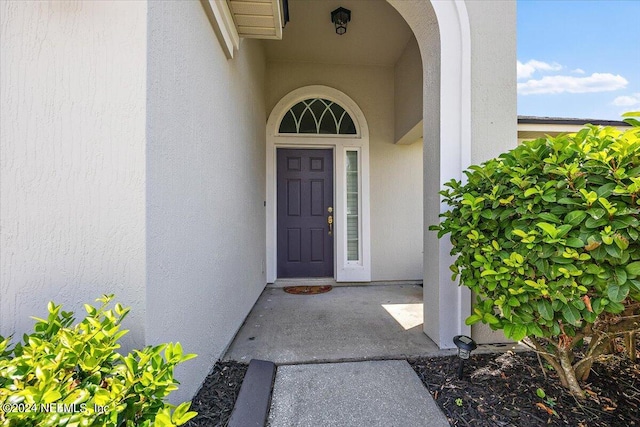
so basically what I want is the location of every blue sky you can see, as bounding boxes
[517,0,640,120]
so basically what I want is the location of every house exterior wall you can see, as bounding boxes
[146,1,267,403]
[394,36,423,144]
[266,62,423,282]
[1,0,518,405]
[0,1,147,349]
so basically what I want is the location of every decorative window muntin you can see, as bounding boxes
[279,98,357,135]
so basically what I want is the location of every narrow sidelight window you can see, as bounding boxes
[346,150,359,261]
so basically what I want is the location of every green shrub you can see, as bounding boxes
[0,295,197,426]
[431,113,640,398]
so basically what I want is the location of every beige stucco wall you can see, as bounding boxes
[394,36,423,144]
[267,62,424,282]
[1,1,147,349]
[146,1,267,403]
[467,0,517,164]
[467,0,517,344]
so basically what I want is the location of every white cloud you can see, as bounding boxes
[572,68,586,74]
[517,60,562,79]
[612,93,640,106]
[518,73,628,95]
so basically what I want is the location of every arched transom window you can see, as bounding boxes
[278,98,357,135]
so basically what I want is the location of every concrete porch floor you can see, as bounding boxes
[224,284,452,364]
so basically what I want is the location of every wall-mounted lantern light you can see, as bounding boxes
[331,7,351,35]
[453,335,477,379]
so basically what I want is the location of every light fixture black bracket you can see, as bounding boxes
[331,7,351,35]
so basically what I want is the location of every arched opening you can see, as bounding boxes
[263,0,472,349]
[386,0,472,349]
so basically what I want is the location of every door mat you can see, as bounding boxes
[283,285,333,295]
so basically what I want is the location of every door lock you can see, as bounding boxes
[328,207,333,236]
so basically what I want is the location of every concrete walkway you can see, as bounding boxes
[224,285,454,426]
[267,360,449,427]
[224,284,446,364]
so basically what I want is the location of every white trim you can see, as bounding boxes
[266,86,371,283]
[431,0,472,347]
[273,0,283,40]
[206,0,240,59]
[343,147,362,264]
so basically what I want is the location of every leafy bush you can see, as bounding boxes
[431,113,640,398]
[0,295,197,426]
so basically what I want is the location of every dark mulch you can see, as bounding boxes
[185,361,248,427]
[409,347,640,427]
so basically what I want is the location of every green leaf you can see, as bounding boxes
[604,244,622,259]
[556,224,572,238]
[585,217,608,229]
[565,238,584,248]
[615,267,627,286]
[512,229,528,238]
[524,188,539,197]
[536,388,546,398]
[481,269,498,277]
[607,284,630,303]
[558,197,581,205]
[538,213,561,224]
[614,235,629,250]
[170,402,198,425]
[155,412,173,426]
[528,323,544,338]
[43,389,62,403]
[586,208,606,220]
[483,313,500,324]
[565,211,587,226]
[93,388,110,406]
[605,300,625,314]
[537,300,554,321]
[465,315,482,327]
[536,222,558,238]
[561,305,581,325]
[626,261,640,276]
[510,324,527,341]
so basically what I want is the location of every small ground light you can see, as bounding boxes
[453,335,477,380]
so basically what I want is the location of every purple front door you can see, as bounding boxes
[277,148,334,278]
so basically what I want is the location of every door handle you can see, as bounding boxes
[328,207,333,236]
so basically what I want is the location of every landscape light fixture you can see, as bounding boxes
[453,335,477,380]
[331,7,351,35]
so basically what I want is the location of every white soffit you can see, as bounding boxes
[228,0,283,40]
[396,120,423,145]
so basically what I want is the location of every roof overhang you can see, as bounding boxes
[203,0,284,59]
[229,0,284,40]
[517,116,631,142]
[395,116,632,145]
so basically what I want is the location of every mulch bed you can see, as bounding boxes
[409,347,640,427]
[185,361,248,427]
[185,345,639,426]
